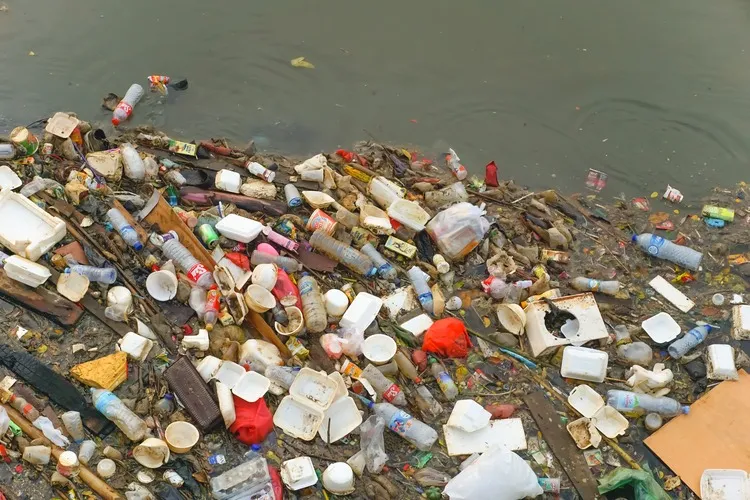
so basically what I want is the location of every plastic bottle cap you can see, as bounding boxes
[251,444,261,452]
[111,118,120,126]
[681,406,690,414]
[133,242,143,251]
[631,234,637,243]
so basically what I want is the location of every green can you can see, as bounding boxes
[196,223,219,249]
[702,205,734,222]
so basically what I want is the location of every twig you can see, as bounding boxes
[511,192,535,204]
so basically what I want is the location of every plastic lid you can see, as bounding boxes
[111,118,120,126]
[631,234,637,242]
[251,444,262,452]
[681,406,690,414]
[134,242,144,251]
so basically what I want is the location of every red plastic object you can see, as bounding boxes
[256,243,301,309]
[225,252,250,270]
[412,349,428,372]
[485,403,517,419]
[484,161,499,187]
[422,318,472,358]
[335,149,369,167]
[229,396,273,446]
[268,465,284,499]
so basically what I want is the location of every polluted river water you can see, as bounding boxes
[2,0,750,197]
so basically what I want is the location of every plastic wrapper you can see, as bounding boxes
[425,202,490,260]
[597,465,670,500]
[360,415,388,473]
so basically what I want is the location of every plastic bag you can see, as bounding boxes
[426,202,490,260]
[230,396,273,445]
[33,416,70,447]
[422,318,472,358]
[597,465,670,500]
[443,447,543,500]
[0,407,9,436]
[360,415,388,473]
[339,327,364,357]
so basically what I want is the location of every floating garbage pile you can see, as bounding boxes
[0,83,749,500]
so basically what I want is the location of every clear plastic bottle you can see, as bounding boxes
[429,357,458,400]
[9,394,40,421]
[67,265,117,284]
[606,389,689,417]
[394,349,421,383]
[571,277,620,295]
[121,143,145,180]
[250,251,301,273]
[407,266,434,314]
[20,176,49,198]
[112,84,145,126]
[107,208,144,251]
[298,273,327,333]
[162,239,214,288]
[309,229,376,277]
[189,287,206,319]
[617,342,653,366]
[264,365,298,390]
[204,285,220,331]
[414,385,444,420]
[632,233,703,270]
[445,148,468,180]
[61,411,86,442]
[78,440,96,465]
[433,254,450,274]
[365,400,438,451]
[154,394,175,418]
[361,364,407,406]
[91,388,148,441]
[360,243,397,281]
[667,325,711,359]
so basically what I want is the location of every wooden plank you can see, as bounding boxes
[0,268,83,326]
[524,391,600,499]
[247,311,291,359]
[144,194,215,271]
[645,370,750,496]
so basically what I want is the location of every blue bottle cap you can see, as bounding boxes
[251,444,261,452]
[631,234,637,243]
[134,242,143,251]
[681,406,690,415]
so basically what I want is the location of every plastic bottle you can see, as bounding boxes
[571,277,620,295]
[617,342,653,366]
[20,176,49,198]
[162,239,214,288]
[394,349,422,383]
[61,411,86,442]
[429,357,458,400]
[245,161,276,183]
[67,265,117,284]
[112,84,145,126]
[606,390,689,417]
[667,325,711,359]
[204,285,220,331]
[414,385,444,420]
[632,233,703,270]
[309,229,377,277]
[433,254,450,274]
[0,407,9,436]
[121,143,146,180]
[9,394,40,421]
[154,394,175,418]
[364,399,438,451]
[335,206,360,229]
[264,365,298,390]
[188,287,206,319]
[107,208,144,251]
[445,148,467,180]
[361,364,407,406]
[360,243,397,281]
[256,243,301,308]
[78,440,96,465]
[91,388,148,441]
[250,251,301,273]
[298,273,327,333]
[407,266,434,314]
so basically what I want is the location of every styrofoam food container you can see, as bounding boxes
[164,421,200,453]
[281,456,318,491]
[591,405,629,438]
[244,284,276,313]
[328,371,348,401]
[568,385,605,418]
[387,198,431,232]
[560,346,608,383]
[214,361,246,389]
[567,385,628,438]
[133,438,170,468]
[290,367,338,410]
[239,339,283,370]
[399,314,433,337]
[215,213,263,243]
[339,292,383,333]
[4,255,51,287]
[322,462,355,495]
[496,303,526,335]
[641,312,681,343]
[216,381,236,428]
[146,270,178,301]
[446,399,492,433]
[318,396,363,444]
[0,166,22,190]
[566,417,601,449]
[701,469,749,500]
[251,263,278,290]
[273,395,325,441]
[362,334,397,365]
[301,190,336,209]
[0,188,66,261]
[706,344,739,381]
[118,332,154,362]
[232,371,271,403]
[324,289,349,317]
[214,169,241,193]
[196,356,223,382]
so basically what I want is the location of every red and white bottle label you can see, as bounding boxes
[187,263,210,284]
[382,384,401,403]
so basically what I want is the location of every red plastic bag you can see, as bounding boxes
[229,395,273,445]
[422,318,472,358]
[485,161,499,187]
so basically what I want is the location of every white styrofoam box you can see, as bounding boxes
[706,344,739,381]
[215,214,263,243]
[3,255,51,287]
[281,456,318,491]
[318,396,362,444]
[339,292,383,333]
[387,198,431,232]
[701,469,749,500]
[443,418,527,456]
[399,314,434,337]
[214,361,246,389]
[273,395,325,441]
[568,385,605,418]
[560,346,609,383]
[232,371,271,403]
[118,332,154,362]
[0,166,22,190]
[0,189,66,261]
[214,169,242,194]
[567,385,628,438]
[446,400,492,433]
[731,305,750,340]
[641,312,681,343]
[649,275,695,313]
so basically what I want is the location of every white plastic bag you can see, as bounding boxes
[426,202,490,261]
[443,447,543,500]
[0,407,10,436]
[33,416,70,447]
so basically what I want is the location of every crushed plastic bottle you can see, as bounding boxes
[445,148,468,180]
[188,287,206,319]
[414,385,444,420]
[407,266,434,314]
[606,389,689,417]
[107,208,144,251]
[632,233,703,270]
[361,364,407,406]
[112,84,144,126]
[298,273,327,333]
[429,356,458,400]
[203,285,220,331]
[67,265,117,284]
[91,388,148,441]
[360,243,397,281]
[121,143,145,180]
[617,342,653,366]
[362,398,438,451]
[309,229,377,277]
[250,250,301,273]
[667,325,711,359]
[162,239,214,288]
[359,415,388,473]
[570,277,620,295]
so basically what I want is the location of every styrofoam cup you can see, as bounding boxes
[146,270,178,301]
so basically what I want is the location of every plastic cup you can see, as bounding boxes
[97,458,116,478]
[78,440,96,465]
[164,421,200,454]
[133,438,171,468]
[362,334,397,365]
[146,270,179,301]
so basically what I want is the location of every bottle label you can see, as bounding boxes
[388,410,414,436]
[616,392,639,409]
[417,292,433,306]
[116,102,133,116]
[587,278,601,291]
[647,235,665,256]
[298,280,313,295]
[93,391,117,415]
[186,262,210,284]
[382,383,402,403]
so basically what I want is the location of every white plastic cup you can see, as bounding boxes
[301,169,324,182]
[97,458,116,478]
[61,411,86,442]
[78,440,96,465]
[107,286,133,314]
[146,270,179,301]
[324,289,349,318]
[57,450,80,478]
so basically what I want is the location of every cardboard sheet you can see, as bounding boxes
[644,370,750,496]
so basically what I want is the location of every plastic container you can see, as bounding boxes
[243,284,276,313]
[133,438,171,468]
[215,361,246,389]
[232,371,271,403]
[250,251,301,273]
[366,400,438,451]
[274,306,304,336]
[112,83,144,125]
[606,389,689,417]
[387,198,431,232]
[668,325,711,359]
[617,342,653,366]
[67,264,117,284]
[301,190,336,209]
[339,292,383,332]
[239,339,283,371]
[700,469,749,500]
[23,445,52,465]
[309,229,376,276]
[632,233,703,270]
[363,334,397,364]
[0,165,22,190]
[281,456,318,491]
[61,410,86,442]
[91,388,148,441]
[121,143,145,180]
[361,364,406,406]
[162,239,214,288]
[561,346,609,383]
[360,243,397,280]
[0,188,67,260]
[107,208,143,251]
[706,344,739,380]
[407,266,434,314]
[215,169,242,193]
[641,312,681,343]
[4,255,51,287]
[297,273,327,333]
[570,277,620,295]
[430,357,459,400]
[215,214,264,243]
[146,269,178,301]
[322,462,355,495]
[210,456,273,500]
[273,395,326,441]
[165,422,200,453]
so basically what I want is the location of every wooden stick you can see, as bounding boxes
[246,311,291,359]
[2,404,123,500]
